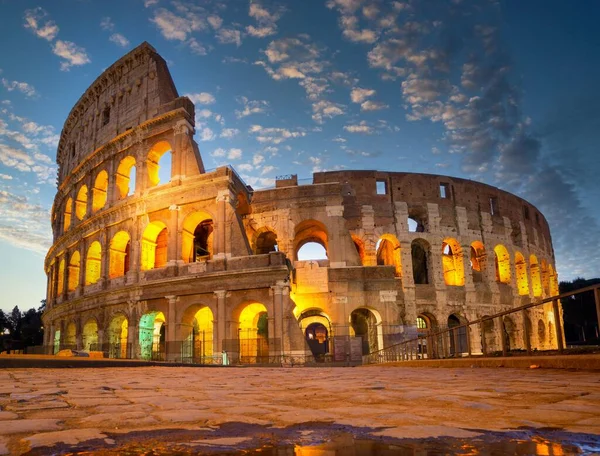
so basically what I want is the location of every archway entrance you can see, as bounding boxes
[53,330,61,354]
[298,309,332,362]
[238,302,269,363]
[82,319,98,351]
[350,308,382,355]
[139,311,166,360]
[181,306,214,363]
[64,322,76,349]
[448,314,468,356]
[108,314,128,359]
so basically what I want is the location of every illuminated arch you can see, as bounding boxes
[147,140,172,187]
[181,211,214,263]
[109,231,131,278]
[82,318,98,351]
[236,301,269,361]
[116,156,136,198]
[376,234,402,277]
[441,238,464,286]
[470,241,485,283]
[92,170,108,213]
[411,238,430,284]
[139,311,166,360]
[253,227,278,255]
[548,264,559,296]
[349,307,383,355]
[64,321,77,348]
[294,219,328,261]
[494,244,511,284]
[514,252,529,295]
[141,221,168,270]
[181,304,214,360]
[67,250,80,292]
[530,255,542,297]
[56,258,65,296]
[75,185,88,220]
[63,197,72,231]
[108,313,128,359]
[351,235,365,265]
[85,241,102,285]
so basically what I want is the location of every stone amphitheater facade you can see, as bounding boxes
[43,43,560,362]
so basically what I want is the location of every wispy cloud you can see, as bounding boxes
[247,3,286,38]
[52,40,91,71]
[23,8,59,41]
[2,79,37,98]
[186,92,216,105]
[235,96,269,118]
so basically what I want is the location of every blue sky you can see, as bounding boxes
[0,0,599,313]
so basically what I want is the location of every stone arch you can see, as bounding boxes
[253,227,278,255]
[85,241,102,285]
[503,316,518,351]
[107,312,128,359]
[530,254,542,297]
[92,170,108,213]
[139,311,166,360]
[376,234,402,277]
[407,206,427,232]
[67,250,80,292]
[417,312,438,358]
[448,314,468,356]
[470,241,485,283]
[109,231,131,278]
[411,238,431,285]
[548,264,559,296]
[235,301,269,361]
[494,244,511,284]
[349,307,383,355]
[351,235,366,265]
[75,184,88,220]
[541,259,550,296]
[298,308,332,361]
[441,238,465,286]
[482,316,497,352]
[116,155,136,198]
[63,197,72,231]
[64,321,77,348]
[514,251,529,295]
[147,140,173,187]
[57,258,65,297]
[181,210,214,262]
[179,304,214,362]
[294,219,328,261]
[537,319,546,347]
[141,221,168,270]
[82,318,98,351]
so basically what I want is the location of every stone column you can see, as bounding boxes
[271,282,286,356]
[167,205,180,264]
[127,216,141,284]
[85,174,94,219]
[76,318,83,350]
[165,295,179,361]
[128,307,139,359]
[214,190,233,258]
[106,157,117,205]
[100,230,110,288]
[78,240,87,293]
[172,120,192,182]
[214,290,227,353]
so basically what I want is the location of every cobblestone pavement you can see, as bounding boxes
[1,366,599,454]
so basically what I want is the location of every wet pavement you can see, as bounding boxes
[1,365,600,454]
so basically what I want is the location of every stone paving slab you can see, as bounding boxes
[0,366,599,454]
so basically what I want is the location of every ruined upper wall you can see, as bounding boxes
[56,42,186,184]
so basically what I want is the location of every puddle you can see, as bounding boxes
[26,423,600,455]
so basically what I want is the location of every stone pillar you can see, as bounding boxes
[361,205,377,266]
[78,240,87,293]
[271,281,287,356]
[106,157,117,205]
[214,290,227,353]
[85,174,94,219]
[325,205,346,266]
[172,120,192,182]
[76,319,83,350]
[214,190,232,258]
[127,216,141,284]
[167,205,180,264]
[166,295,179,361]
[100,230,110,288]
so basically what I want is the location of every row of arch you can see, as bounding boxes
[61,141,173,233]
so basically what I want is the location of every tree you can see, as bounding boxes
[8,306,22,339]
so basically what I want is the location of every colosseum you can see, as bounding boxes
[43,42,561,364]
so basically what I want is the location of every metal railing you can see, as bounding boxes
[364,283,600,364]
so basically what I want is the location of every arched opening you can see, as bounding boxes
[67,250,80,292]
[530,255,542,297]
[238,302,269,362]
[470,241,485,283]
[57,258,65,297]
[63,198,72,231]
[376,234,402,277]
[108,314,128,359]
[64,322,76,349]
[441,238,465,286]
[411,239,430,284]
[180,305,214,363]
[255,229,278,255]
[541,260,550,296]
[147,141,172,187]
[503,316,517,351]
[82,319,98,351]
[494,244,511,284]
[537,319,546,348]
[351,236,365,265]
[298,309,332,361]
[116,156,136,198]
[407,217,422,232]
[482,317,497,353]
[92,170,108,213]
[515,252,529,295]
[109,231,131,278]
[350,308,382,355]
[407,207,427,232]
[85,241,102,285]
[141,221,168,270]
[53,329,61,354]
[448,314,468,356]
[75,185,88,220]
[139,311,166,360]
[181,211,214,263]
[294,219,328,261]
[548,265,559,296]
[416,313,437,358]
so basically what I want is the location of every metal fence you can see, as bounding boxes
[364,283,600,364]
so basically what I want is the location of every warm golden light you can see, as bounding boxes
[470,240,485,271]
[548,264,559,296]
[141,221,167,270]
[75,185,88,220]
[181,211,213,263]
[294,219,328,260]
[116,156,136,198]
[109,230,131,278]
[92,170,108,213]
[85,241,102,285]
[530,254,542,297]
[147,140,172,187]
[57,258,65,296]
[515,251,529,295]
[82,318,98,350]
[376,234,402,277]
[67,250,80,291]
[442,238,465,286]
[494,244,511,284]
[63,197,72,231]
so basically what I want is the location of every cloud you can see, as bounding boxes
[100,17,115,31]
[109,33,130,48]
[238,163,254,172]
[211,147,226,157]
[187,38,208,55]
[360,100,388,111]
[344,123,374,134]
[248,125,306,144]
[207,15,223,30]
[23,8,59,41]
[186,92,216,105]
[235,96,269,118]
[253,154,265,166]
[220,128,239,138]
[52,40,91,71]
[350,87,375,103]
[216,28,242,47]
[199,127,215,141]
[0,174,12,180]
[261,165,276,175]
[247,3,285,38]
[144,0,160,7]
[367,38,410,72]
[338,15,378,43]
[1,79,37,98]
[312,100,345,124]
[227,148,242,160]
[151,7,207,41]
[325,0,365,14]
